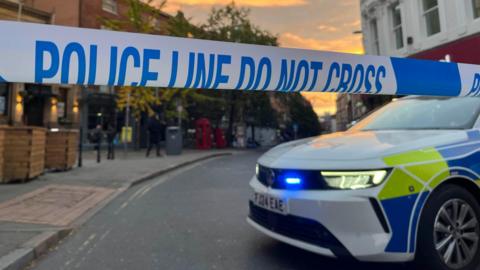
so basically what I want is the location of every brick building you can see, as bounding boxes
[0,0,170,142]
[0,0,81,129]
[28,0,169,30]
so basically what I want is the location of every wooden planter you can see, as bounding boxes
[2,127,46,183]
[45,130,78,171]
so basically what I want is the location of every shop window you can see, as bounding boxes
[370,19,380,55]
[0,83,8,116]
[102,0,117,14]
[474,0,480,19]
[422,0,441,36]
[391,2,404,49]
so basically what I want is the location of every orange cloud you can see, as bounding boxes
[165,0,307,8]
[279,32,364,54]
[279,32,363,116]
[302,92,337,116]
[343,19,361,28]
[316,24,338,32]
[162,2,183,13]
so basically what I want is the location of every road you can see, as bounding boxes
[31,152,409,270]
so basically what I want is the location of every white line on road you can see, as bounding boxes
[113,156,223,215]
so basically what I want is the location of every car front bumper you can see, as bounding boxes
[248,176,414,263]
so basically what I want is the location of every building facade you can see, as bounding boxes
[337,0,480,131]
[11,0,169,142]
[361,0,480,61]
[0,0,82,129]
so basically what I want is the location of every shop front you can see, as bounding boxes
[411,33,480,65]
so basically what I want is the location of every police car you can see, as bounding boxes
[248,97,480,270]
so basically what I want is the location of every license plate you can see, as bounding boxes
[253,192,287,214]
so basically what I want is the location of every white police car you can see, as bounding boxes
[248,97,480,270]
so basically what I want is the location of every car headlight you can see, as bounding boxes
[255,164,259,177]
[321,170,388,190]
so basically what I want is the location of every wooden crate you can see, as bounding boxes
[2,126,46,183]
[45,130,79,171]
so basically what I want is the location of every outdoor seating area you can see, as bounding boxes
[0,126,78,183]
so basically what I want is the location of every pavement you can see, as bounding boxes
[28,152,411,270]
[0,148,235,270]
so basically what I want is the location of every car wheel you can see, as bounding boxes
[415,184,480,270]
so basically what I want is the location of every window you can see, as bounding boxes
[102,0,117,14]
[422,0,441,36]
[474,0,480,19]
[0,83,8,116]
[370,19,380,55]
[391,2,404,49]
[352,97,480,131]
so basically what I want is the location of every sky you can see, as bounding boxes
[160,0,364,116]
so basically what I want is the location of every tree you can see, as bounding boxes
[105,1,321,146]
[102,0,167,34]
[287,93,321,138]
[199,3,278,46]
[167,2,321,143]
[103,0,169,121]
[195,3,279,145]
[103,0,168,148]
[164,11,231,128]
[116,87,160,120]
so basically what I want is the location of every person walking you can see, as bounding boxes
[146,115,163,157]
[106,124,117,160]
[88,124,103,163]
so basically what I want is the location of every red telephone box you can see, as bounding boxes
[214,128,226,148]
[195,118,212,149]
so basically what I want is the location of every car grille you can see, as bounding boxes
[257,165,327,190]
[249,201,340,249]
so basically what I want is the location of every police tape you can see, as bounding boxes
[1,20,480,97]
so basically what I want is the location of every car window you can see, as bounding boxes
[351,97,480,131]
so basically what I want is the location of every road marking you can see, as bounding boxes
[113,156,223,214]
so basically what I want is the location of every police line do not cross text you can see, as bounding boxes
[1,21,480,97]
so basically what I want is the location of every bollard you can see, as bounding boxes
[97,141,101,163]
[78,127,83,167]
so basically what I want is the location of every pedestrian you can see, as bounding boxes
[146,115,163,157]
[106,123,117,160]
[88,124,103,163]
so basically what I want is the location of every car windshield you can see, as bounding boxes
[352,97,480,131]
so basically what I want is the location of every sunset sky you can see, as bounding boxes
[161,0,364,116]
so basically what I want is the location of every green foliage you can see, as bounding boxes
[103,0,168,120]
[189,3,279,138]
[167,11,202,38]
[117,87,160,120]
[102,0,167,33]
[287,93,321,137]
[244,91,278,128]
[199,3,278,46]
[104,0,321,138]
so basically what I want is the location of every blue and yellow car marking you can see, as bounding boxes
[379,130,480,253]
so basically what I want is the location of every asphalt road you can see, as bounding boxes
[31,151,409,270]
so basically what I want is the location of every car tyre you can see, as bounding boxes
[415,184,480,270]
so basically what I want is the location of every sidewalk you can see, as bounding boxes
[0,148,236,270]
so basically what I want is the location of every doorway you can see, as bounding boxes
[23,84,52,127]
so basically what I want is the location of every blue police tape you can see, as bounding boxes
[0,20,479,97]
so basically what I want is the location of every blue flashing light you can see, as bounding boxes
[285,177,302,185]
